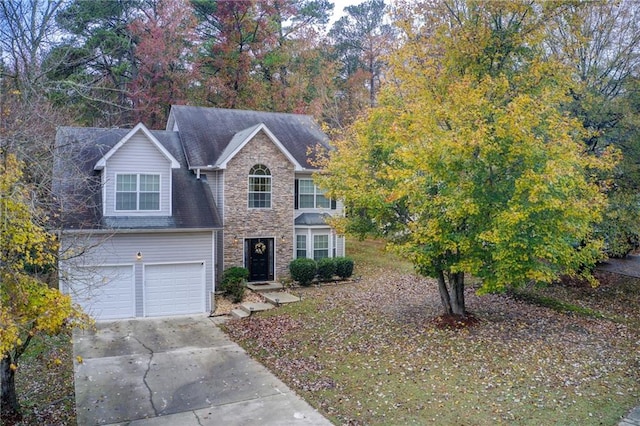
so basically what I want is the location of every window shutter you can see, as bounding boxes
[331,198,336,210]
[294,179,299,209]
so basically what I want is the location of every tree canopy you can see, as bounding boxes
[317,0,614,316]
[0,152,89,421]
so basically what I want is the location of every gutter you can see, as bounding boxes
[57,227,221,235]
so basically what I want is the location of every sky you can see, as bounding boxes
[330,0,361,24]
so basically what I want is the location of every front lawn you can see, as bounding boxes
[224,240,640,425]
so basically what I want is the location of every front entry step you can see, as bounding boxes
[247,282,284,293]
[230,291,301,320]
[240,302,275,314]
[262,292,301,306]
[230,308,250,319]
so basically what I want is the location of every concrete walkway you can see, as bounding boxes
[73,315,332,425]
[621,407,640,426]
[596,256,640,426]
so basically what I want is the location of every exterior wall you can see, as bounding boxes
[103,130,172,217]
[204,170,224,218]
[293,172,346,259]
[59,231,215,315]
[202,170,225,282]
[222,131,294,280]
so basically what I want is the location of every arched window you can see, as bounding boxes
[248,164,271,208]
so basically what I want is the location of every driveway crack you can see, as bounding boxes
[194,410,205,426]
[130,335,159,416]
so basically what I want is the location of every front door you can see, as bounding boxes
[246,238,274,282]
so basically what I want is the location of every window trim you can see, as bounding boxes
[313,234,330,260]
[248,164,272,209]
[115,173,161,212]
[297,178,332,209]
[296,234,307,258]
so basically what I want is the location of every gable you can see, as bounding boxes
[216,124,301,170]
[94,123,179,171]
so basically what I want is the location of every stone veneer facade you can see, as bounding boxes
[222,131,295,280]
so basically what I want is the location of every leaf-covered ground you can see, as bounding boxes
[12,331,76,425]
[224,241,640,426]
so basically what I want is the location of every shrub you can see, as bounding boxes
[221,266,249,303]
[317,257,337,281]
[222,266,249,283]
[289,258,317,287]
[335,257,354,279]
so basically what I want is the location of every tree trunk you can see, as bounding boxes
[1,353,21,423]
[436,269,466,317]
[436,269,453,315]
[369,58,375,107]
[450,272,466,316]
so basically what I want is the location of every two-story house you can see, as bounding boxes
[55,106,344,320]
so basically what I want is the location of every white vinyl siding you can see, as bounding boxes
[299,179,330,209]
[115,173,160,211]
[203,170,224,218]
[103,130,172,217]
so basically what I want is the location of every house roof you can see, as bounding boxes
[168,106,330,170]
[294,213,332,226]
[53,127,222,231]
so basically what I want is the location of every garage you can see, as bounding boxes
[144,262,206,317]
[65,265,135,320]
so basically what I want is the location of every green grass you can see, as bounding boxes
[511,273,640,328]
[508,290,608,319]
[226,239,640,426]
[347,238,414,275]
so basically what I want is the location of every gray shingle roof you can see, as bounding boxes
[53,127,222,231]
[168,106,330,169]
[294,213,331,226]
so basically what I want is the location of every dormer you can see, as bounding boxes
[94,123,180,217]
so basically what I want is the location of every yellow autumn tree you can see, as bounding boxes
[0,152,88,422]
[317,1,614,317]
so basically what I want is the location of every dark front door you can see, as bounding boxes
[246,238,274,282]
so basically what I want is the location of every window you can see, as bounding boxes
[248,164,271,208]
[116,174,160,211]
[298,179,330,209]
[313,235,329,260]
[296,235,307,258]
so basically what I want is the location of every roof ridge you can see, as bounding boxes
[171,105,316,119]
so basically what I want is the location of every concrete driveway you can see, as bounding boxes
[597,254,640,278]
[73,316,332,425]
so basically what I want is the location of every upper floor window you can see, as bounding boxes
[298,179,330,209]
[248,164,271,208]
[116,173,160,211]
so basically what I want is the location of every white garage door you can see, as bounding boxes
[144,263,205,317]
[65,265,135,320]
